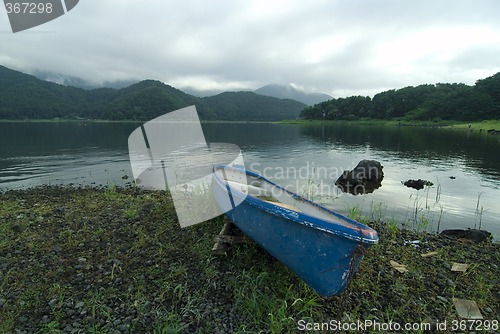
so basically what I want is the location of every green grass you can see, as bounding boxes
[0,186,498,333]
[444,119,500,131]
[277,118,500,131]
[276,118,459,127]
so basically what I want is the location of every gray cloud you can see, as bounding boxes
[1,0,500,97]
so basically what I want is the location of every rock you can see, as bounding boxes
[108,259,123,266]
[436,296,448,303]
[487,129,500,135]
[11,224,26,233]
[402,179,433,190]
[48,298,58,308]
[335,160,384,195]
[440,228,492,243]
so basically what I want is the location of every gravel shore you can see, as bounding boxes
[0,186,498,333]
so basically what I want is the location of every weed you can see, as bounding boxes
[267,299,294,333]
[170,264,187,279]
[110,262,122,280]
[38,321,62,334]
[436,204,446,233]
[348,205,363,221]
[103,184,120,200]
[152,310,189,334]
[180,295,203,322]
[474,192,489,230]
[123,206,140,219]
[435,183,441,205]
[299,169,320,201]
[417,215,430,233]
[134,226,147,249]
[173,284,184,300]
[369,201,387,222]
[386,217,399,239]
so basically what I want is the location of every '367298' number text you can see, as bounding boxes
[5,2,53,14]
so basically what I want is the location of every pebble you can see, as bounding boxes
[436,296,448,303]
[48,298,58,308]
[2,187,498,333]
[109,259,123,266]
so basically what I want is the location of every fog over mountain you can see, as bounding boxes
[0,65,306,121]
[32,70,332,106]
[33,70,138,90]
[254,84,332,105]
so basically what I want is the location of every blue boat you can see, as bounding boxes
[212,164,379,297]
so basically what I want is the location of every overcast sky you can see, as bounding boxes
[1,0,500,97]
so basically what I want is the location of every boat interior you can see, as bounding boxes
[215,167,360,228]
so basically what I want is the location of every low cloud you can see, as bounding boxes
[1,0,499,97]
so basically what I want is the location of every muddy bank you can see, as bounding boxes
[0,186,498,333]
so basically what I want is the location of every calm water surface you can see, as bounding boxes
[1,121,499,239]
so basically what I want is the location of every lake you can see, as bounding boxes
[1,121,499,239]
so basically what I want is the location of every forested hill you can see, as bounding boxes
[203,91,306,121]
[301,72,500,121]
[0,66,305,121]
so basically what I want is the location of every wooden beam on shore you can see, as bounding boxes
[212,217,250,255]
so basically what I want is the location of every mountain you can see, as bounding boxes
[254,84,332,105]
[0,65,88,119]
[98,80,213,120]
[203,91,305,121]
[0,65,305,121]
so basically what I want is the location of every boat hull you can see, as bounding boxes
[212,165,378,297]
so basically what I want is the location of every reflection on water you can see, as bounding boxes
[0,122,137,187]
[1,121,499,239]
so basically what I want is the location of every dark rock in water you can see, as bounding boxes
[449,176,456,179]
[440,229,492,243]
[335,159,384,195]
[487,129,500,135]
[402,179,433,190]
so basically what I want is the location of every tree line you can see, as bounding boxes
[300,72,500,121]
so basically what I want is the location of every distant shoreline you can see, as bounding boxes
[277,118,500,131]
[0,119,273,124]
[1,118,499,131]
